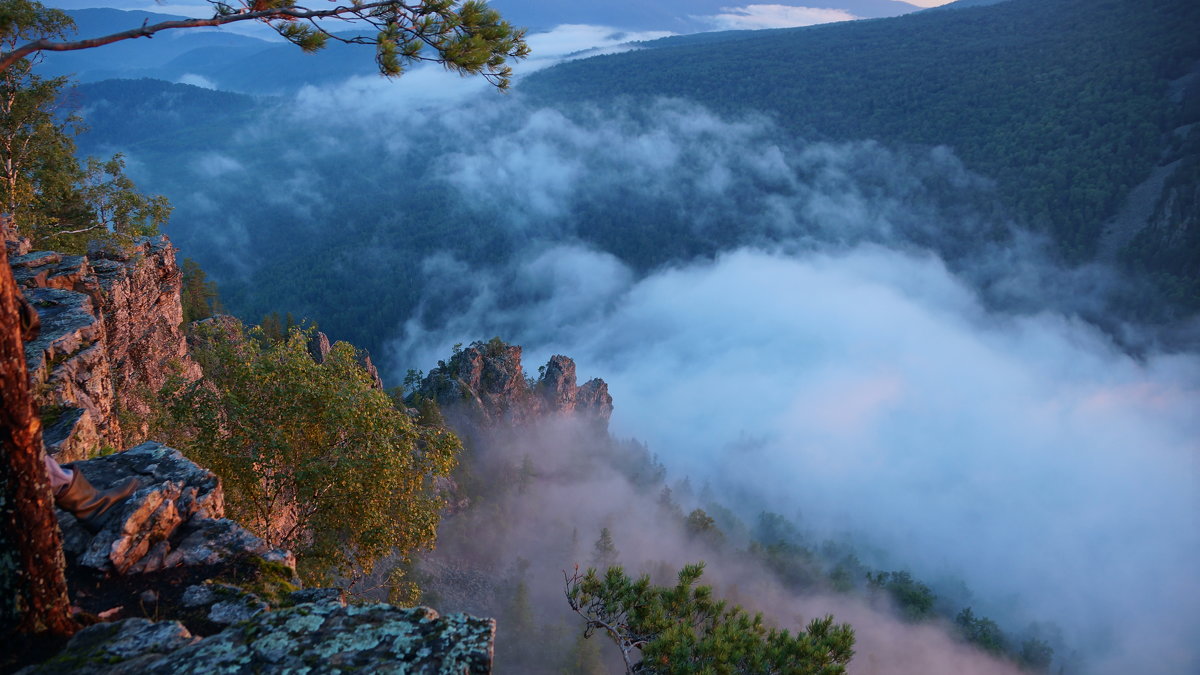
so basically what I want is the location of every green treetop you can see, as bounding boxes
[566,562,855,675]
[0,1,170,251]
[157,322,460,597]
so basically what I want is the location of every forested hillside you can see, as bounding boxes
[65,0,1200,368]
[525,0,1200,293]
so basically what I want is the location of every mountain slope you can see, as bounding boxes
[522,0,1200,271]
[35,9,274,84]
[490,0,922,32]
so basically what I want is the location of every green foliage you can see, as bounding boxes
[954,607,1008,655]
[0,0,170,252]
[565,562,855,674]
[592,527,619,569]
[71,154,171,247]
[497,571,539,669]
[751,541,821,593]
[1017,635,1054,673]
[684,508,725,550]
[4,0,528,89]
[156,321,459,590]
[257,311,297,343]
[867,571,936,622]
[180,258,222,324]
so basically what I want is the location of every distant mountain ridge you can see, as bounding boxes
[35,8,274,85]
[521,0,1200,312]
[489,0,923,32]
[35,3,928,91]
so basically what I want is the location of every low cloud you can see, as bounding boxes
[93,61,1196,672]
[696,4,859,30]
[191,152,243,178]
[176,73,217,90]
[524,24,674,63]
[393,244,1200,675]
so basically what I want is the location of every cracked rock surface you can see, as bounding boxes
[21,603,496,674]
[58,442,293,575]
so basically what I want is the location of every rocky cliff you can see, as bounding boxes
[21,442,494,675]
[12,236,200,460]
[6,237,498,674]
[415,338,613,434]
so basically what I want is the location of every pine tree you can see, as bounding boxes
[592,527,619,569]
[180,258,221,324]
[566,562,855,675]
[1,0,529,90]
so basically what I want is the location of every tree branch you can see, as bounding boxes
[48,223,102,237]
[0,2,403,72]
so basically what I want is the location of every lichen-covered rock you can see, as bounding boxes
[22,286,115,461]
[59,442,291,576]
[21,603,496,674]
[205,585,268,625]
[288,588,345,606]
[18,618,198,675]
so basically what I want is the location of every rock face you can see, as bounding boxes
[20,603,495,675]
[416,339,613,433]
[22,287,111,460]
[8,240,499,673]
[14,236,200,459]
[91,238,202,443]
[58,442,292,576]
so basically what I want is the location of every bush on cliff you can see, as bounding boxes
[156,320,459,598]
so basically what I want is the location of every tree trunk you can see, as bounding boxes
[0,216,75,637]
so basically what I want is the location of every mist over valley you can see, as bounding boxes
[24,0,1200,672]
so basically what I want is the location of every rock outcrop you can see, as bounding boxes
[57,442,292,577]
[20,603,495,675]
[91,238,202,442]
[6,238,499,673]
[307,329,384,390]
[15,236,200,460]
[416,339,612,433]
[40,397,499,674]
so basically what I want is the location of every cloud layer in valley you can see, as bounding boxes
[395,243,1200,675]
[78,33,1198,672]
[695,5,859,30]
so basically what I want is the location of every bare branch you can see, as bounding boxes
[48,223,102,236]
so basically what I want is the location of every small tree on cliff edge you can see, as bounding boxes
[0,0,529,87]
[157,322,460,599]
[566,562,855,675]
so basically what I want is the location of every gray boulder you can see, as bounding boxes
[22,603,496,674]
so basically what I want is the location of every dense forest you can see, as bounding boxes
[66,0,1200,368]
[523,0,1200,304]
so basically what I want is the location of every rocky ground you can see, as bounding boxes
[5,236,498,674]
